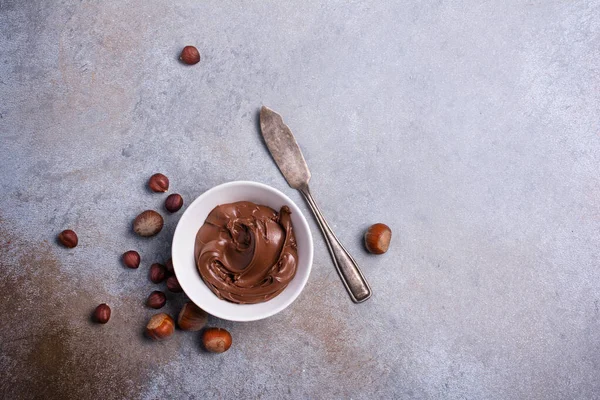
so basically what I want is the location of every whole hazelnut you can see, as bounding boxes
[179,46,200,65]
[166,275,182,293]
[146,291,167,309]
[122,250,140,269]
[148,173,169,192]
[93,303,111,324]
[202,328,232,353]
[149,263,167,283]
[364,223,392,254]
[165,193,183,213]
[178,302,208,331]
[58,229,78,248]
[165,258,174,275]
[146,313,175,340]
[133,210,164,237]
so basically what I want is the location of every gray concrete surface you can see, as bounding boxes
[1,0,599,399]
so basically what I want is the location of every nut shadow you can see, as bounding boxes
[356,223,370,253]
[255,108,269,152]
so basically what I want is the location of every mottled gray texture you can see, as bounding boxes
[1,0,599,399]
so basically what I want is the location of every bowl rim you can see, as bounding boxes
[171,180,314,321]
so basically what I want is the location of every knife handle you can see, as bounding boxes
[299,185,372,303]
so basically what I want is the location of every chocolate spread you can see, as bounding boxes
[194,201,298,304]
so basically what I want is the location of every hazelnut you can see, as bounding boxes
[177,302,208,331]
[146,291,167,309]
[145,313,175,340]
[122,250,140,269]
[58,229,78,248]
[202,328,232,353]
[133,210,164,237]
[179,46,200,65]
[364,223,392,254]
[149,263,167,283]
[165,193,183,213]
[148,173,169,192]
[166,275,182,293]
[165,258,174,275]
[93,303,111,324]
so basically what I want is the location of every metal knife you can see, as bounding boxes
[260,106,372,303]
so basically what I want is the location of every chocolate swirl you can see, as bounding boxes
[194,201,298,304]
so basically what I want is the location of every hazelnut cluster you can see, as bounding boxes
[57,171,232,353]
[59,174,393,357]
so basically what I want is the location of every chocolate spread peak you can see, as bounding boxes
[194,201,298,304]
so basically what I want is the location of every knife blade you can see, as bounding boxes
[259,106,372,303]
[259,106,311,189]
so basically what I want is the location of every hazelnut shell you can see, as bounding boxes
[146,291,167,309]
[146,313,175,340]
[149,263,167,283]
[180,46,200,65]
[165,193,183,213]
[202,328,232,353]
[364,223,392,254]
[58,229,78,248]
[166,275,183,293]
[122,250,140,269]
[148,173,169,192]
[133,210,164,237]
[178,302,208,331]
[93,304,111,324]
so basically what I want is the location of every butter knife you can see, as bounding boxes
[259,106,372,303]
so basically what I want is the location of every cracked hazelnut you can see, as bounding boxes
[165,193,183,213]
[58,229,78,248]
[148,173,169,192]
[165,258,174,275]
[122,250,140,269]
[202,328,232,353]
[93,303,111,324]
[133,210,164,237]
[146,313,175,340]
[180,46,200,65]
[146,291,166,309]
[166,275,182,293]
[149,263,166,283]
[364,223,392,254]
[178,302,208,331]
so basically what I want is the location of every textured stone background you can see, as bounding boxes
[1,1,600,399]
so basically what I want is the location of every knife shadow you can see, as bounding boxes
[255,109,268,149]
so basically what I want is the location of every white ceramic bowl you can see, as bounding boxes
[171,181,314,322]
